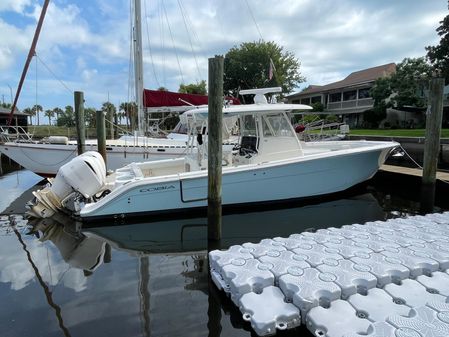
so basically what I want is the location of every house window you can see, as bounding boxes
[292,99,300,104]
[358,88,371,99]
[311,96,321,103]
[300,98,311,104]
[343,90,357,101]
[329,93,341,102]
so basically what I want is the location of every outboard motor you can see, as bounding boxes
[27,151,107,218]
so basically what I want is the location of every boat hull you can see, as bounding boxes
[0,142,188,176]
[80,145,394,221]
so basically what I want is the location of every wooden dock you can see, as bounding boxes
[380,164,449,182]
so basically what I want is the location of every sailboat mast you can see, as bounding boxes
[133,0,145,135]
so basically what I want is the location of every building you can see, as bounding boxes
[286,63,396,127]
[0,106,29,128]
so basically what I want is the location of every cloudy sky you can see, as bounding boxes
[0,0,447,115]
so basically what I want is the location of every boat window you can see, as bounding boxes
[172,122,188,134]
[241,114,257,136]
[263,114,293,137]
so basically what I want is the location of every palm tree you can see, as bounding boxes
[23,107,34,125]
[119,102,130,129]
[52,107,63,122]
[44,109,54,125]
[32,104,43,125]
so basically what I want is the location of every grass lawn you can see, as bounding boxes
[349,129,449,138]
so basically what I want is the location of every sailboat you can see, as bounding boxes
[0,0,223,177]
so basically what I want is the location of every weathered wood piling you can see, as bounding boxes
[207,56,224,241]
[96,110,107,166]
[422,77,445,212]
[74,91,85,155]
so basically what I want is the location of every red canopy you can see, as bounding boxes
[143,89,240,107]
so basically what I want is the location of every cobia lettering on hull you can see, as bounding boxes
[139,185,176,193]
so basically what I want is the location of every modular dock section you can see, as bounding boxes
[209,212,449,336]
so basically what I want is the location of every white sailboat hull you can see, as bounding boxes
[80,142,395,221]
[0,140,189,176]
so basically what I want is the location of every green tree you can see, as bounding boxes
[157,87,168,91]
[426,1,449,84]
[367,57,433,128]
[32,104,43,125]
[224,40,305,96]
[57,105,75,127]
[44,109,54,125]
[0,102,11,109]
[52,107,63,121]
[367,77,392,128]
[311,102,324,112]
[179,80,207,95]
[119,102,137,130]
[102,102,117,137]
[390,57,432,108]
[84,107,97,128]
[23,107,34,125]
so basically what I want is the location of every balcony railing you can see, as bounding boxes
[327,98,374,110]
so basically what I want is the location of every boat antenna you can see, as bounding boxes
[8,0,50,126]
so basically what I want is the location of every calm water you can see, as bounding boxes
[0,169,448,337]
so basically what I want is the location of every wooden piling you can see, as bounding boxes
[421,77,445,213]
[96,110,107,166]
[74,91,85,155]
[109,107,114,140]
[207,56,224,241]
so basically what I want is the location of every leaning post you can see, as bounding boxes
[207,56,224,241]
[74,91,85,155]
[96,110,107,167]
[421,77,444,213]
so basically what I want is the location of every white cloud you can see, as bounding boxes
[0,0,32,14]
[0,0,447,111]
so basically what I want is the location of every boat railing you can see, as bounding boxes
[299,120,347,142]
[0,125,34,143]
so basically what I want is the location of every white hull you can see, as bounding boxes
[0,139,189,176]
[80,141,395,221]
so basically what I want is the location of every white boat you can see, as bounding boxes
[27,88,399,221]
[0,127,193,177]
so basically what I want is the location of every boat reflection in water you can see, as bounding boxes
[81,192,385,254]
[22,191,385,336]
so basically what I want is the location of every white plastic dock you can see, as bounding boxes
[209,212,449,336]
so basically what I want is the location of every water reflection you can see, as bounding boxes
[82,192,385,254]
[0,186,439,337]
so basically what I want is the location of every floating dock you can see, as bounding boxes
[209,212,449,336]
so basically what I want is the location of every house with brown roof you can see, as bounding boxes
[286,63,396,127]
[0,106,29,128]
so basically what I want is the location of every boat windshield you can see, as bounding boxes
[262,113,294,137]
[172,121,188,134]
[241,114,257,137]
